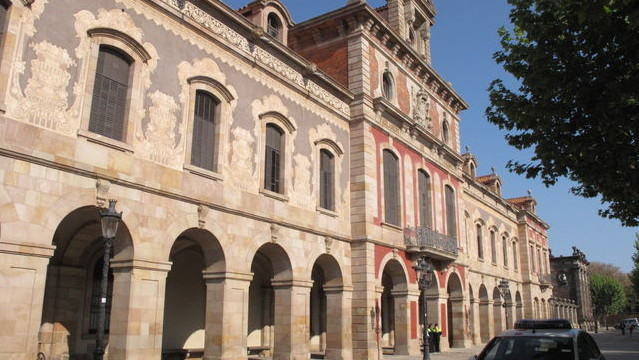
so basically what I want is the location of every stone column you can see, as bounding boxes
[202,271,253,360]
[0,244,53,360]
[470,298,480,345]
[324,285,353,360]
[390,290,419,356]
[487,300,495,339]
[108,259,171,360]
[271,279,313,360]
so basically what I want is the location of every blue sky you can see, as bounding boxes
[224,0,638,272]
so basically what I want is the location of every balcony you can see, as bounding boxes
[539,273,553,291]
[404,226,459,262]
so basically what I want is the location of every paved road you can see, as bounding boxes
[386,329,639,360]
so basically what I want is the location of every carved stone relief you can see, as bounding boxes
[412,87,432,130]
[116,0,349,128]
[228,127,256,191]
[136,91,183,167]
[9,41,76,134]
[290,154,312,209]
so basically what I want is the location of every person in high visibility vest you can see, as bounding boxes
[432,323,442,352]
[427,323,434,350]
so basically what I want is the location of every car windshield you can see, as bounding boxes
[479,336,574,360]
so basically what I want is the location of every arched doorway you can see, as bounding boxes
[380,259,408,355]
[39,206,134,360]
[478,285,489,342]
[162,228,225,359]
[446,273,464,348]
[247,243,295,359]
[309,254,348,359]
[492,287,503,334]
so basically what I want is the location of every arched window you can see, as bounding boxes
[89,46,132,141]
[418,170,432,228]
[88,257,113,334]
[382,71,394,100]
[442,119,450,144]
[469,162,476,177]
[490,230,497,263]
[445,185,456,238]
[319,149,335,211]
[503,235,509,267]
[476,224,484,260]
[530,244,536,272]
[383,150,400,226]
[190,90,220,172]
[267,13,282,40]
[264,124,284,193]
[513,241,518,270]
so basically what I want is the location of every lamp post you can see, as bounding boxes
[498,278,510,329]
[413,257,434,360]
[95,199,122,360]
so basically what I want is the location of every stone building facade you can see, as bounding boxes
[0,1,553,359]
[550,247,595,330]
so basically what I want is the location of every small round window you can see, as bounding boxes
[382,72,394,100]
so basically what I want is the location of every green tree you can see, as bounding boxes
[487,0,639,226]
[630,234,639,304]
[590,273,627,327]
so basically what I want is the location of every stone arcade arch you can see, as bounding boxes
[515,291,524,321]
[38,206,134,360]
[162,228,225,359]
[309,254,350,360]
[446,272,464,348]
[247,242,307,360]
[379,259,410,355]
[478,285,490,342]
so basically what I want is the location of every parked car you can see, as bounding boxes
[623,317,638,328]
[470,319,605,360]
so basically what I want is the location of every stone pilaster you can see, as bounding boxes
[202,271,253,360]
[108,259,171,360]
[271,279,313,360]
[324,285,353,360]
[351,242,377,360]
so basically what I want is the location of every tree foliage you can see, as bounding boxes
[590,273,627,317]
[630,234,639,297]
[487,0,639,226]
[589,261,631,287]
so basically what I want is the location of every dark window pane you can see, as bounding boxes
[0,3,8,38]
[383,150,400,225]
[503,237,509,266]
[445,185,456,238]
[264,124,283,193]
[89,257,113,334]
[513,243,518,269]
[477,225,483,259]
[267,13,281,39]
[191,91,219,171]
[320,149,335,210]
[418,170,432,228]
[89,47,131,141]
[491,231,497,263]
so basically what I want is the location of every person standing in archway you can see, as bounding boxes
[433,323,442,352]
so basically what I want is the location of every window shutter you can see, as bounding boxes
[445,186,456,238]
[89,47,131,141]
[491,231,496,263]
[476,225,483,259]
[503,237,509,266]
[191,91,218,171]
[513,243,518,269]
[383,150,400,226]
[320,150,335,210]
[265,125,283,193]
[0,3,8,38]
[418,171,432,228]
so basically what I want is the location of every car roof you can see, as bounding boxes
[497,328,582,338]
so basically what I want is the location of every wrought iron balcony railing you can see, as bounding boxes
[404,226,458,259]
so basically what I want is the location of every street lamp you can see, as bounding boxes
[413,257,434,360]
[498,278,510,329]
[95,199,122,360]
